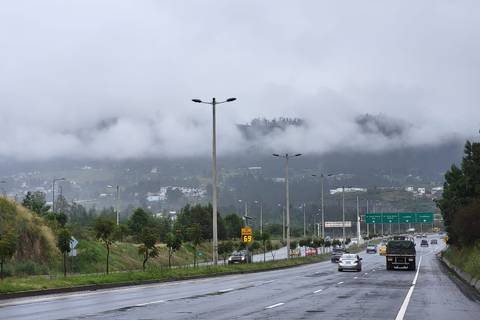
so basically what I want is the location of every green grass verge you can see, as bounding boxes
[0,254,330,295]
[442,244,480,280]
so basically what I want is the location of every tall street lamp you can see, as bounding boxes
[254,200,263,235]
[192,97,237,265]
[312,173,334,239]
[107,185,120,225]
[52,178,66,212]
[273,153,302,258]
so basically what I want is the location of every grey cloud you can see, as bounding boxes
[0,1,479,160]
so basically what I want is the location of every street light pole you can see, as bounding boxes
[303,203,306,238]
[254,201,263,235]
[107,185,120,225]
[192,97,236,266]
[52,178,65,212]
[342,186,346,247]
[273,153,302,259]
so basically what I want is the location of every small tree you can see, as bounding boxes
[0,228,17,280]
[249,241,261,253]
[138,227,159,271]
[266,240,279,261]
[218,241,234,264]
[166,232,182,268]
[22,191,50,215]
[94,217,116,274]
[257,232,271,262]
[187,223,202,267]
[57,228,71,277]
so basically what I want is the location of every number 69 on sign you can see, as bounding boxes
[242,235,252,243]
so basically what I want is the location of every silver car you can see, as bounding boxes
[338,254,362,272]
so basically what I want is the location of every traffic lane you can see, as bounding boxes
[404,246,480,320]
[0,255,366,320]
[67,253,406,320]
[0,250,383,320]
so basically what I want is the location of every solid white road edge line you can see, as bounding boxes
[265,302,284,309]
[395,255,423,320]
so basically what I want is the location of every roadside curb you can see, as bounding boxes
[0,256,331,301]
[438,253,480,293]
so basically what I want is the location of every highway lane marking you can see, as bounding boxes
[313,289,323,293]
[354,277,358,279]
[218,288,234,293]
[135,300,165,307]
[364,273,368,275]
[337,281,344,285]
[265,302,284,309]
[395,255,423,320]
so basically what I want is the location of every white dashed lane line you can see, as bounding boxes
[337,281,344,285]
[265,303,285,309]
[313,289,323,293]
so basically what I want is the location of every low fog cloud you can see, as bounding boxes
[1,1,479,160]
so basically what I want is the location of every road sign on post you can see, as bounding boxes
[69,236,78,257]
[241,227,253,243]
[325,221,352,228]
[383,213,399,224]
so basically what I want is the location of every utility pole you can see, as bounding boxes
[52,178,65,212]
[192,97,236,266]
[366,199,369,237]
[273,153,302,258]
[342,186,346,247]
[303,203,306,238]
[356,196,361,244]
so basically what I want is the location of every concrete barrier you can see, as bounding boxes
[440,254,480,294]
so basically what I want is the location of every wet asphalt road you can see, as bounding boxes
[1,235,479,320]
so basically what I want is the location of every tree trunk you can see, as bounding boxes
[106,245,110,275]
[263,243,266,262]
[63,252,67,277]
[193,246,197,267]
[0,260,3,280]
[168,249,172,269]
[143,248,148,271]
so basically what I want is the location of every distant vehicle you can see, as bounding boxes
[228,250,252,264]
[422,234,427,238]
[415,234,422,239]
[430,239,438,245]
[338,254,362,272]
[386,239,416,271]
[420,239,429,247]
[331,248,348,263]
[350,239,358,245]
[407,228,415,233]
[366,244,377,254]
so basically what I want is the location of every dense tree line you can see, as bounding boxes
[437,141,480,246]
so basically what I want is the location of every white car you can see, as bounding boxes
[338,254,362,272]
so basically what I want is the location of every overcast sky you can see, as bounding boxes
[1,1,479,160]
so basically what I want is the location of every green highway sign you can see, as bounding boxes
[417,212,434,223]
[365,213,382,224]
[365,212,434,224]
[383,213,399,224]
[399,213,416,223]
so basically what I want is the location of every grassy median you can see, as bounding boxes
[0,254,330,295]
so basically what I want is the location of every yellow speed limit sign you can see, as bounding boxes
[241,227,253,243]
